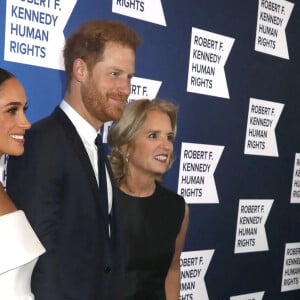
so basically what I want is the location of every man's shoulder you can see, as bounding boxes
[29,106,74,136]
[31,106,63,128]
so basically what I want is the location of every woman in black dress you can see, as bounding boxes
[108,98,189,300]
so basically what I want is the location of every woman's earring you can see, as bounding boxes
[125,155,129,163]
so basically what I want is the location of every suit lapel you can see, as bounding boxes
[52,107,100,198]
[52,106,120,238]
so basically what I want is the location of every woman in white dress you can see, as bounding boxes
[0,68,45,299]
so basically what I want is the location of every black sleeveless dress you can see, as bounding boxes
[119,183,185,300]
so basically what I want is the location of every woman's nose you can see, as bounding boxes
[19,114,31,130]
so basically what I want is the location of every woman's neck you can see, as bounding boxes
[120,176,156,197]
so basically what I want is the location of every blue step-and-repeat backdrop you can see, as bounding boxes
[1,0,300,299]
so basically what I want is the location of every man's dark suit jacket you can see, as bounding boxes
[7,106,124,300]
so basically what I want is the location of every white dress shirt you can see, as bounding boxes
[59,100,113,214]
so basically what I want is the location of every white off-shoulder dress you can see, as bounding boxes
[0,210,46,299]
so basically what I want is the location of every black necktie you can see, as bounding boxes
[95,134,110,237]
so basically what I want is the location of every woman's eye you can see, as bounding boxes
[148,132,157,139]
[168,135,174,142]
[7,107,17,115]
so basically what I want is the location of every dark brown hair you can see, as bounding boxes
[0,68,15,86]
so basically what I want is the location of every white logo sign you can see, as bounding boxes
[0,155,9,189]
[5,0,77,69]
[244,98,284,157]
[177,143,224,204]
[186,28,234,99]
[112,0,166,26]
[290,153,300,203]
[281,242,300,292]
[234,199,273,253]
[255,0,294,59]
[230,291,265,300]
[127,76,162,103]
[180,250,214,300]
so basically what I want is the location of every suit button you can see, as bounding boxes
[105,266,111,273]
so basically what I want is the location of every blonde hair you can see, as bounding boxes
[108,98,178,185]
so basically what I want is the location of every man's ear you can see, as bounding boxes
[73,58,87,82]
